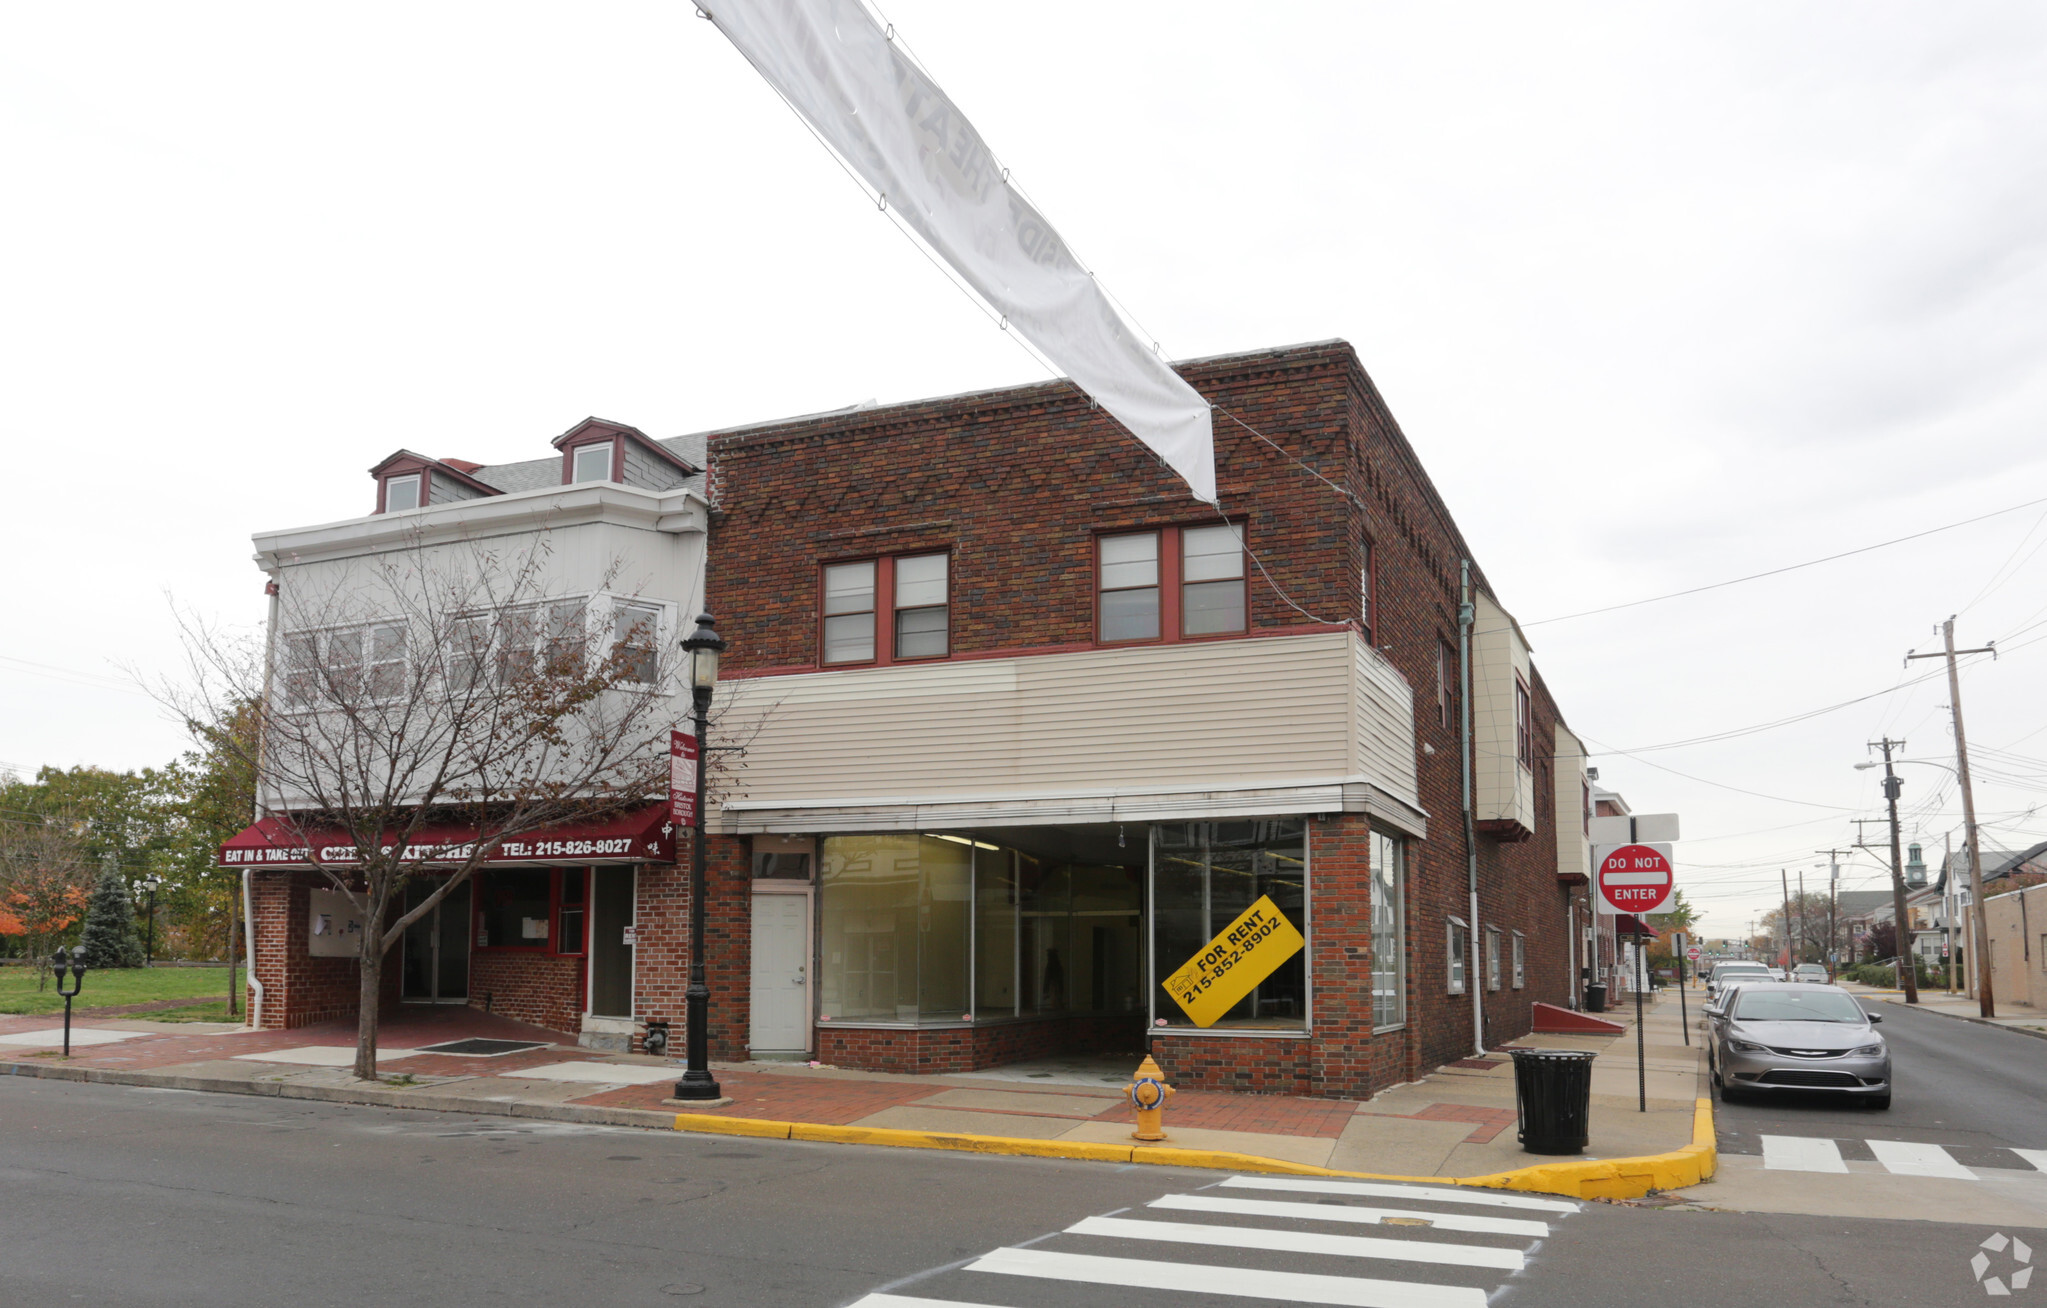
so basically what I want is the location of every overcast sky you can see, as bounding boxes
[6,2,2045,937]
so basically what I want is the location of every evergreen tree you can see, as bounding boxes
[77,855,145,968]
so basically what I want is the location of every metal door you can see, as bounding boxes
[749,890,811,1055]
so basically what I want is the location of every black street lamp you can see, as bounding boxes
[51,946,89,1057]
[674,612,728,1103]
[141,874,162,966]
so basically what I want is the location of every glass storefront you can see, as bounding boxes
[1151,820,1309,1031]
[818,827,1146,1026]
[816,819,1310,1034]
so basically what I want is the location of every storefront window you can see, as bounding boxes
[1370,829,1405,1030]
[818,829,1143,1026]
[1151,820,1308,1030]
[477,868,553,949]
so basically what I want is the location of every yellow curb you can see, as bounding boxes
[670,1095,1719,1201]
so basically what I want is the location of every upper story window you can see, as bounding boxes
[1514,677,1533,767]
[1096,525,1248,645]
[611,601,661,684]
[821,553,949,666]
[382,474,422,513]
[571,440,615,484]
[283,623,407,707]
[1437,639,1456,730]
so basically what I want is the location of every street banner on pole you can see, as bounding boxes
[1161,895,1304,1028]
[703,0,1218,504]
[670,730,699,829]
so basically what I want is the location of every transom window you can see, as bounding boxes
[1096,525,1248,645]
[571,441,615,484]
[820,553,950,666]
[383,474,422,513]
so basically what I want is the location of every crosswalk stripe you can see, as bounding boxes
[1219,1175,1579,1213]
[2011,1149,2047,1173]
[1869,1140,1974,1179]
[1151,1192,1552,1239]
[1761,1135,1848,1173]
[1068,1214,1525,1271]
[847,1296,1004,1308]
[968,1246,1488,1308]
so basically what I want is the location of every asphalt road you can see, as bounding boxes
[2,1076,2000,1307]
[1713,997,2047,1169]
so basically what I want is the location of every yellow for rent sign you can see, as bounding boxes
[1161,895,1306,1028]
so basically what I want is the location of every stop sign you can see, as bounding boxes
[1597,843,1675,914]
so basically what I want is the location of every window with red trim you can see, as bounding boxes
[820,552,949,666]
[381,473,423,514]
[1514,678,1532,767]
[474,868,587,954]
[1096,525,1247,645]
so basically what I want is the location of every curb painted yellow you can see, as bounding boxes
[670,1095,1719,1201]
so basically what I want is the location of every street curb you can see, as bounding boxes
[0,1059,677,1131]
[669,1096,1720,1201]
[2,1056,1712,1200]
[1874,995,2047,1042]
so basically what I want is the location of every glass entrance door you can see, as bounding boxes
[400,879,472,1002]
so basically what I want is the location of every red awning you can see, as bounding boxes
[218,804,676,869]
[1616,914,1660,938]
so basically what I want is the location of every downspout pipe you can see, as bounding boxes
[1459,560,1483,1057]
[245,574,281,1031]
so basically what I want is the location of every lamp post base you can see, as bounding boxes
[671,1070,725,1102]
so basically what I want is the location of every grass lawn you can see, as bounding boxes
[0,964,240,1016]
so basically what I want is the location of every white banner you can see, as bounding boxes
[705,0,1217,504]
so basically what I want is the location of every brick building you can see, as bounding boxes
[225,339,1599,1102]
[699,339,1596,1098]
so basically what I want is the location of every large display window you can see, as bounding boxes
[1150,820,1309,1031]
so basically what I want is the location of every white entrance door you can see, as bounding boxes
[749,890,810,1055]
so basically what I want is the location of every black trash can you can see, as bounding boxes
[1584,983,1607,1013]
[1511,1048,1594,1155]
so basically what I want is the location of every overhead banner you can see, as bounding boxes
[704,0,1217,504]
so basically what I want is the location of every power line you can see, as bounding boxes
[1521,493,2047,629]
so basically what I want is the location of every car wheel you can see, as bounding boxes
[1867,1091,1891,1110]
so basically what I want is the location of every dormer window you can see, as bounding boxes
[572,441,615,484]
[383,474,422,513]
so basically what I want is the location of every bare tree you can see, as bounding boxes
[165,533,681,1080]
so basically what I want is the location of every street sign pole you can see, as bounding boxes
[1674,932,1688,1047]
[1635,929,1647,1112]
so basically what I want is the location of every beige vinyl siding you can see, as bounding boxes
[1554,724,1590,879]
[1472,590,1534,829]
[716,630,1419,829]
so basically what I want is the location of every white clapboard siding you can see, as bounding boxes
[718,631,1418,829]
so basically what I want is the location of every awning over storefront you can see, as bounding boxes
[217,804,676,869]
[1616,914,1660,938]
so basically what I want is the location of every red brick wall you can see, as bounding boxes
[469,950,581,1035]
[820,1014,1145,1075]
[246,871,398,1030]
[630,836,753,1060]
[704,340,1580,1098]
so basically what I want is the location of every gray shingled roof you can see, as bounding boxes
[462,431,706,497]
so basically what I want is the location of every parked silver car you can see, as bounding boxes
[1707,982,1890,1109]
[1707,961,1772,1000]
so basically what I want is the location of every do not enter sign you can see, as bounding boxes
[1595,842,1675,914]
[1686,946,1702,961]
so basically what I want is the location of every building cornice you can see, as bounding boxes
[252,482,708,571]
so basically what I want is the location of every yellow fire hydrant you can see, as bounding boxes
[1126,1054,1174,1142]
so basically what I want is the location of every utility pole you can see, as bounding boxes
[1817,849,1851,977]
[1908,619,1996,1017]
[1869,737,1920,1003]
[1798,869,1808,968]
[1780,869,1794,976]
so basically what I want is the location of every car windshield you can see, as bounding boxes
[1732,989,1867,1023]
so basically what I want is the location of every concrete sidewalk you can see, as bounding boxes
[0,994,1707,1190]
[1839,979,2047,1039]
